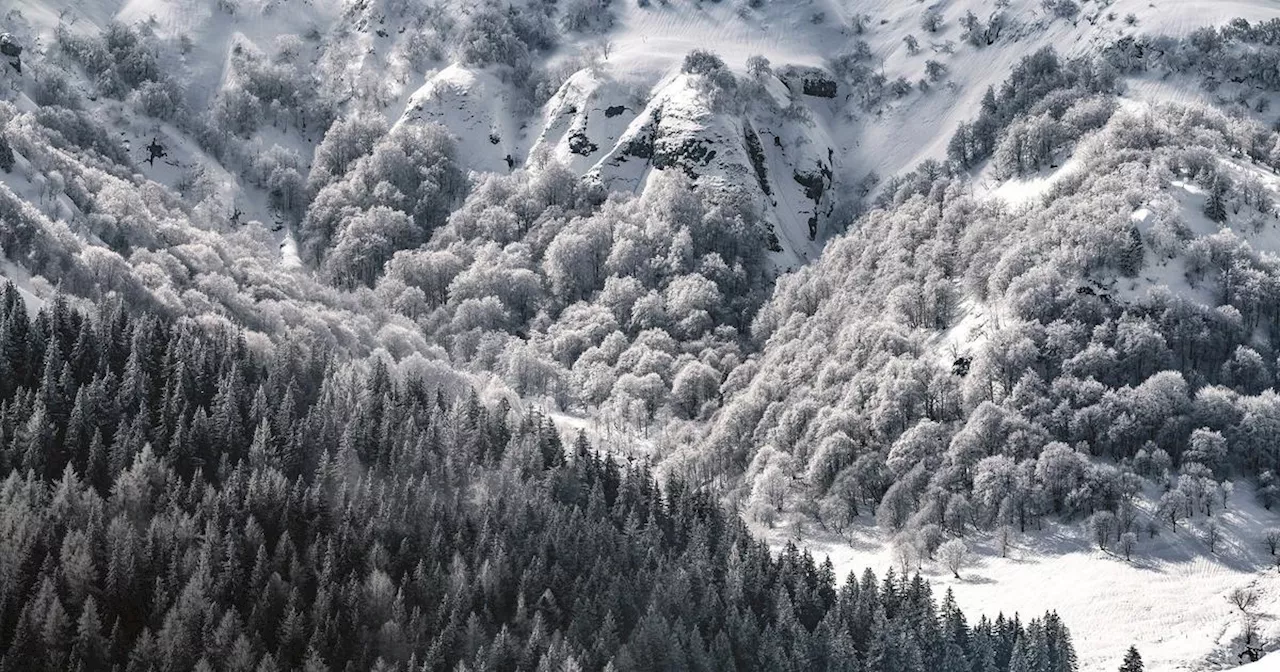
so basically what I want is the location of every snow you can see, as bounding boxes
[0,259,46,312]
[1115,158,1280,308]
[1237,654,1280,672]
[3,2,1280,666]
[397,64,524,175]
[540,0,1280,262]
[279,229,301,269]
[931,296,998,367]
[980,153,1085,207]
[14,0,1272,270]
[544,409,657,463]
[760,481,1280,672]
[528,69,646,176]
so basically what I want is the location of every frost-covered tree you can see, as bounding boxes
[1203,174,1229,223]
[938,539,970,579]
[921,8,943,33]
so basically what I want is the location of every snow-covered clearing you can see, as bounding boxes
[542,408,660,463]
[757,482,1280,672]
[1116,158,1280,308]
[0,258,46,311]
[979,153,1085,207]
[930,295,999,368]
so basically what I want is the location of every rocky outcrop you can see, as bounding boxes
[0,34,21,74]
[527,70,641,174]
[579,72,837,263]
[744,125,771,197]
[395,65,520,174]
[778,66,838,99]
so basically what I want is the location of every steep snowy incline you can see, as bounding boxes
[8,0,1279,268]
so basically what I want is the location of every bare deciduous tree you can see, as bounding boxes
[1230,588,1258,614]
[997,524,1013,558]
[1264,530,1280,556]
[892,536,919,576]
[1203,520,1222,554]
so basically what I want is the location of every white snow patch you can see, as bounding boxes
[980,154,1084,207]
[542,407,659,464]
[0,259,46,312]
[930,296,997,367]
[397,65,524,175]
[760,482,1280,672]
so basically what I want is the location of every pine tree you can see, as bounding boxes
[1008,635,1030,672]
[71,596,107,668]
[1119,226,1145,278]
[1204,175,1229,223]
[1118,646,1143,672]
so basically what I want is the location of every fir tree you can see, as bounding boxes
[1119,646,1143,672]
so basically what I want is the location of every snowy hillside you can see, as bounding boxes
[14,0,1275,266]
[761,480,1280,672]
[695,49,1280,672]
[1238,653,1280,672]
[5,1,1280,672]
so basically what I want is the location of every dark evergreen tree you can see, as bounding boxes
[1204,175,1229,223]
[1119,645,1143,672]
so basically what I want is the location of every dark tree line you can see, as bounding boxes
[0,282,1077,671]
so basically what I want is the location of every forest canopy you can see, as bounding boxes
[0,283,1077,671]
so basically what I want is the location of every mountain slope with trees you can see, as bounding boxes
[0,282,1079,672]
[4,1,1280,670]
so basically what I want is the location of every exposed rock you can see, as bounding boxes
[802,76,837,98]
[528,70,641,173]
[568,130,598,156]
[620,109,659,160]
[0,34,20,74]
[778,65,838,99]
[653,137,717,177]
[793,158,833,239]
[743,126,771,196]
[0,34,20,58]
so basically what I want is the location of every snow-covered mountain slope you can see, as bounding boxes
[397,64,524,175]
[401,0,1280,265]
[7,0,1278,268]
[683,84,1280,668]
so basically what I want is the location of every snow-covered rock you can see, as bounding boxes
[396,65,524,175]
[528,69,643,175]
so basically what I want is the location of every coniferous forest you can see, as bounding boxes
[0,281,1077,671]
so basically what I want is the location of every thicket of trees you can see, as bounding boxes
[13,0,1280,591]
[366,162,773,427]
[1103,18,1280,98]
[300,122,467,286]
[947,48,1120,171]
[0,283,1079,671]
[695,53,1280,554]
